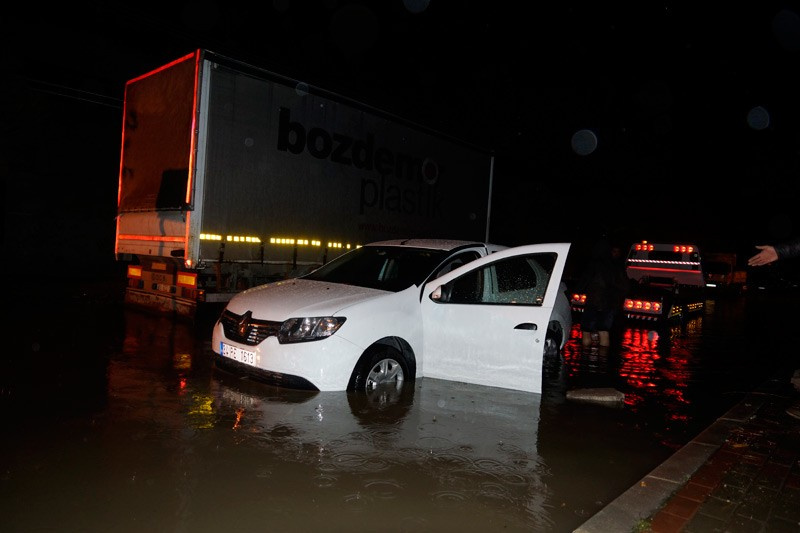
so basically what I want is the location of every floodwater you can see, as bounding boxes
[2,283,796,533]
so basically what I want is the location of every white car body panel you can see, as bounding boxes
[212,241,570,393]
[212,284,424,391]
[420,243,571,393]
[224,279,388,320]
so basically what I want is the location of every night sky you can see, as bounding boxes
[4,1,800,282]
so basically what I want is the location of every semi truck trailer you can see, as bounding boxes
[115,49,495,319]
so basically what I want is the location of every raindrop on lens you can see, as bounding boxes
[571,129,598,156]
[747,106,770,130]
[295,82,310,97]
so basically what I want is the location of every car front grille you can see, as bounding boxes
[219,310,281,346]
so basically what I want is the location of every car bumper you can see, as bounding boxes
[213,355,320,390]
[211,322,363,391]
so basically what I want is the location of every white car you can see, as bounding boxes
[211,239,571,394]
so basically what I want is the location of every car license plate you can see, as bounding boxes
[221,343,256,366]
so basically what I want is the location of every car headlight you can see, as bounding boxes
[278,317,346,344]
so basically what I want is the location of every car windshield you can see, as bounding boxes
[303,246,451,292]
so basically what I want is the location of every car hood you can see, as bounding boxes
[225,278,389,319]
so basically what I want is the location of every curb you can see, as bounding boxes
[573,393,768,532]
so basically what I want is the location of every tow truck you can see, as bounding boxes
[571,241,706,323]
[622,241,706,322]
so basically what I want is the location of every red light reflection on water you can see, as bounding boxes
[562,317,701,430]
[619,328,664,407]
[620,321,696,417]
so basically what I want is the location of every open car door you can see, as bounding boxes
[420,243,571,393]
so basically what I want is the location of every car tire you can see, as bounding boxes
[348,345,413,394]
[347,379,415,424]
[544,324,563,358]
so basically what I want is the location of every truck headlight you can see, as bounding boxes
[278,317,346,343]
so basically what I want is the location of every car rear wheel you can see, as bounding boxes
[544,325,563,358]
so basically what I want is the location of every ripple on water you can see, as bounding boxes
[342,491,366,505]
[329,451,368,468]
[427,451,473,470]
[363,478,403,499]
[431,490,468,502]
[328,451,391,473]
[313,473,337,487]
[414,435,455,451]
[495,441,531,456]
[476,480,516,504]
[468,458,527,483]
[389,446,430,463]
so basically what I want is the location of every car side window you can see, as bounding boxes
[447,268,482,302]
[432,251,482,279]
[443,253,556,306]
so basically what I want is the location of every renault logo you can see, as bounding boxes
[237,311,252,337]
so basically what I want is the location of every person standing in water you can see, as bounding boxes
[575,238,629,348]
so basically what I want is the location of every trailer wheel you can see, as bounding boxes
[348,345,412,396]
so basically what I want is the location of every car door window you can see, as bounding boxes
[448,267,484,303]
[444,253,556,305]
[432,251,482,279]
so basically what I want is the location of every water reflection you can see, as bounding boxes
[558,316,709,447]
[209,371,552,531]
[2,291,794,533]
[44,309,553,531]
[557,294,768,453]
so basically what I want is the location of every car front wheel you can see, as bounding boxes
[349,345,411,394]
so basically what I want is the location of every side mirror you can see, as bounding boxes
[430,285,443,301]
[429,283,450,303]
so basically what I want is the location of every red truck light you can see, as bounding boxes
[624,299,662,313]
[127,265,142,279]
[177,272,198,288]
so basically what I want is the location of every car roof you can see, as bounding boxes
[364,239,508,252]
